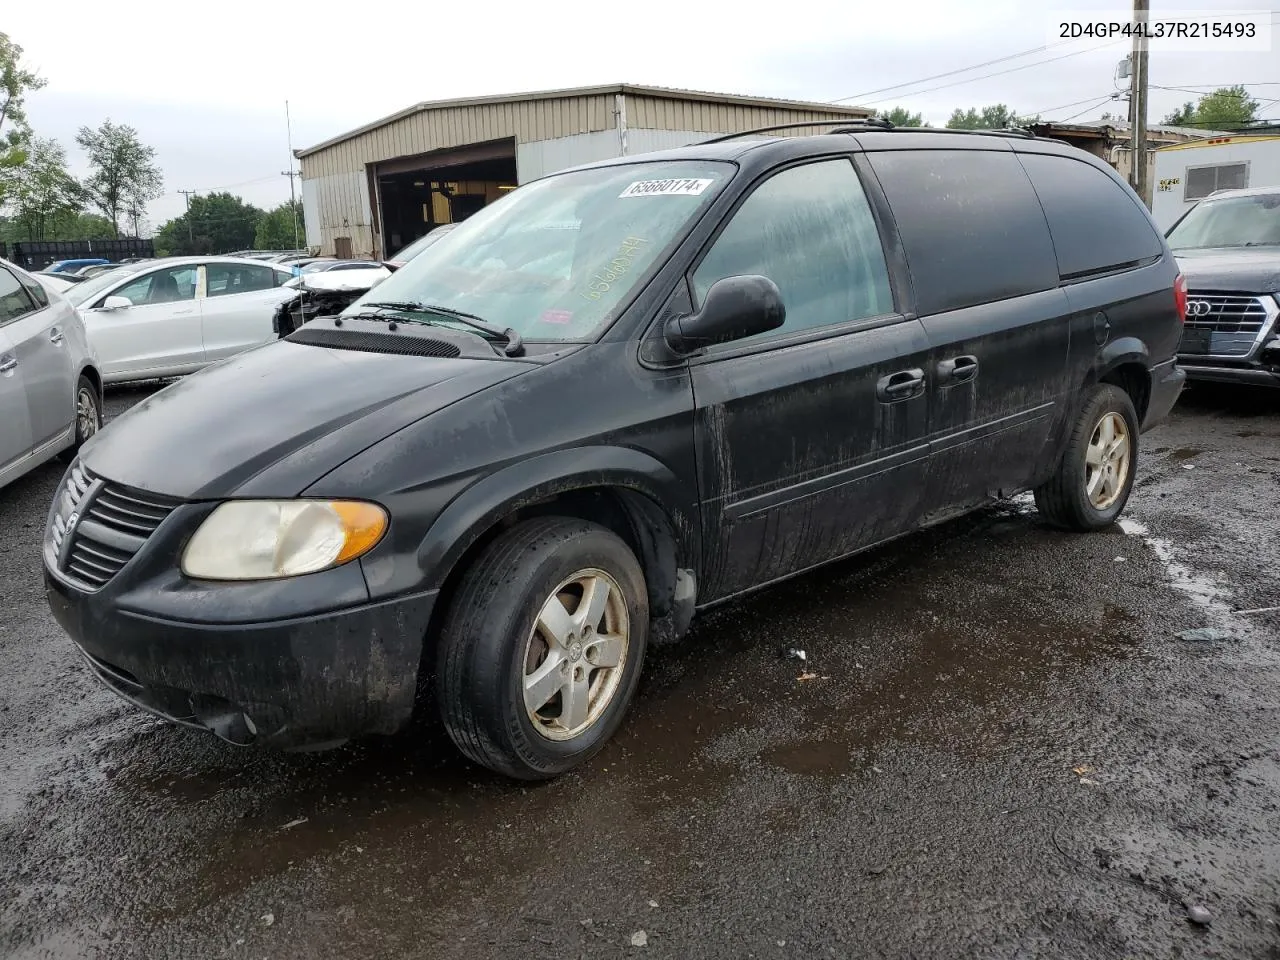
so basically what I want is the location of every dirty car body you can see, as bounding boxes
[44,130,1185,772]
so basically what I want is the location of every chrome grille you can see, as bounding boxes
[1179,294,1271,358]
[56,467,182,590]
[49,462,93,556]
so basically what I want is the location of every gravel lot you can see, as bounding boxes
[2,381,1279,960]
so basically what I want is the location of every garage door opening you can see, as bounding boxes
[375,146,517,259]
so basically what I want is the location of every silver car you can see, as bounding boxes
[0,259,102,490]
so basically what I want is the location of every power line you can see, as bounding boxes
[1059,96,1126,123]
[1029,92,1123,115]
[847,38,1128,106]
[829,37,1083,104]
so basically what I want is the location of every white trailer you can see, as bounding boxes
[1151,135,1280,232]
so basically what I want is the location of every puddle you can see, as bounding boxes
[1167,448,1201,462]
[1117,517,1233,621]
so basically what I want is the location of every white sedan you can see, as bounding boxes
[62,256,298,384]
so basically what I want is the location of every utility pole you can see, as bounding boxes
[178,189,197,246]
[281,169,301,248]
[284,100,301,250]
[1130,0,1151,205]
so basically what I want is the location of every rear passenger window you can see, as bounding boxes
[866,150,1059,315]
[1017,152,1163,280]
[0,267,36,324]
[692,158,892,341]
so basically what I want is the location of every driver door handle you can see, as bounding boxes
[0,356,17,373]
[49,328,64,345]
[937,354,978,384]
[876,368,925,402]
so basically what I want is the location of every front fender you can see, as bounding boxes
[415,445,697,594]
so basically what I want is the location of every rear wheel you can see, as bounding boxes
[436,517,649,780]
[1035,384,1139,531]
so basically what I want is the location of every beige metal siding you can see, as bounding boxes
[625,94,867,133]
[299,92,870,178]
[301,94,614,179]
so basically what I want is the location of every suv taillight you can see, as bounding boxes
[1174,273,1188,324]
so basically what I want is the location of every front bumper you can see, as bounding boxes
[1178,361,1280,388]
[41,466,437,749]
[46,568,437,749]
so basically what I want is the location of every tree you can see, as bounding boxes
[876,106,926,127]
[5,138,84,241]
[254,199,304,250]
[946,104,1039,130]
[0,211,115,244]
[75,120,163,237]
[0,33,47,205]
[153,192,264,256]
[1162,86,1260,130]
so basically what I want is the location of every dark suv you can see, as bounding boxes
[43,126,1186,779]
[1166,185,1280,387]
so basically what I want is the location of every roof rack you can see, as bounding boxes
[700,120,1046,146]
[700,118,894,143]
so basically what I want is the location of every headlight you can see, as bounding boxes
[181,500,388,581]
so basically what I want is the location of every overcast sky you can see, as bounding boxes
[8,0,1279,230]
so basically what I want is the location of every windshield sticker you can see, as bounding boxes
[578,237,649,302]
[619,178,714,199]
[539,309,574,325]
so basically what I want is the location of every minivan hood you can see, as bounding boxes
[1173,246,1280,294]
[80,338,532,499]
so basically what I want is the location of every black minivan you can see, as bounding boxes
[44,126,1186,779]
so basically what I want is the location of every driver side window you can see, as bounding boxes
[692,158,892,343]
[111,267,198,306]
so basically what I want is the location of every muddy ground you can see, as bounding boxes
[2,382,1279,960]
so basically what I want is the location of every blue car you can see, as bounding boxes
[46,258,110,275]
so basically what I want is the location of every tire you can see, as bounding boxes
[59,375,102,463]
[436,517,649,780]
[1034,383,1139,531]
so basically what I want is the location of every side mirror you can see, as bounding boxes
[101,295,133,311]
[663,275,785,354]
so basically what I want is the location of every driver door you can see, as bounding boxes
[84,265,203,379]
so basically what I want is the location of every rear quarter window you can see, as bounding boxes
[1017,152,1163,279]
[866,149,1059,315]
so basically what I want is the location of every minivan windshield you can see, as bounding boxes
[64,261,149,307]
[347,160,735,340]
[1166,192,1280,250]
[389,224,456,262]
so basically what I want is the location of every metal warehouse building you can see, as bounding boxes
[294,83,872,259]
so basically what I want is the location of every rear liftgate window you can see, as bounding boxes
[865,149,1059,315]
[1017,152,1163,279]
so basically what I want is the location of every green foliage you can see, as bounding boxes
[75,119,163,237]
[945,104,1039,130]
[153,192,264,256]
[254,199,303,250]
[1163,86,1261,130]
[0,33,46,207]
[876,106,926,128]
[0,211,115,244]
[4,138,84,241]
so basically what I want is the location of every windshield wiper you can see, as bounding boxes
[357,301,524,356]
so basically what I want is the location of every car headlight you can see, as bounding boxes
[181,500,388,581]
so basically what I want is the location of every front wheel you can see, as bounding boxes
[59,375,102,463]
[436,517,649,780]
[1035,383,1139,531]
